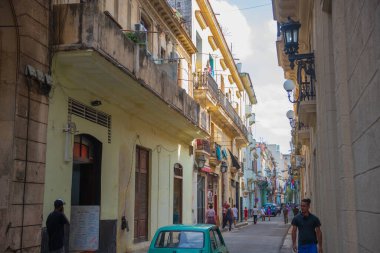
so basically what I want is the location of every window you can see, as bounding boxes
[161,47,166,59]
[154,231,204,249]
[214,229,225,246]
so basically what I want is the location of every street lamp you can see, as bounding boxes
[286,110,295,128]
[196,155,206,169]
[280,17,301,57]
[280,18,316,104]
[280,17,315,72]
[283,79,298,103]
[220,161,228,173]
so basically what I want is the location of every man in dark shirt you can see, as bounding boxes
[291,198,323,253]
[46,199,69,253]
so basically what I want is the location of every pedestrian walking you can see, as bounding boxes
[261,207,266,221]
[222,201,228,228]
[266,207,272,221]
[293,205,300,216]
[283,204,289,224]
[222,205,233,231]
[232,204,238,227]
[252,205,259,224]
[206,204,216,224]
[291,198,323,253]
[46,199,69,253]
[244,207,248,221]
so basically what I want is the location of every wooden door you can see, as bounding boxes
[134,147,149,242]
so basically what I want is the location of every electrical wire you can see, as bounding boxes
[230,3,272,12]
[122,134,140,216]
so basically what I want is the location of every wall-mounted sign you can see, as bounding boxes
[69,206,99,251]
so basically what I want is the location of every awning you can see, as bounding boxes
[200,166,213,173]
[228,150,241,169]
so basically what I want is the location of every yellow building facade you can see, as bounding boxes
[43,1,207,252]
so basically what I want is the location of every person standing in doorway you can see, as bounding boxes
[252,205,259,224]
[232,204,238,227]
[206,204,216,224]
[46,199,69,253]
[292,198,323,253]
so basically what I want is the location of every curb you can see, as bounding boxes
[280,226,293,253]
[221,221,249,232]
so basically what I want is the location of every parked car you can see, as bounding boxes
[263,203,281,216]
[148,224,229,253]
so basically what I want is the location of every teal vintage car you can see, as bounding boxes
[148,224,229,253]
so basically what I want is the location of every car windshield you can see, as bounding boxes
[154,230,204,249]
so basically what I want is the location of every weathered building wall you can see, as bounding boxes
[314,0,379,252]
[340,1,380,252]
[0,0,50,252]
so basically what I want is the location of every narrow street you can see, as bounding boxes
[223,216,290,253]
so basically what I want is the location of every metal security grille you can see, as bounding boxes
[68,98,112,143]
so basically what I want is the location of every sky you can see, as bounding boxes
[211,0,293,154]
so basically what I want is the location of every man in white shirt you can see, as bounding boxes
[252,205,259,224]
[232,204,238,227]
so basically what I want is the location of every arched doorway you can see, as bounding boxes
[69,134,102,251]
[71,134,102,205]
[173,163,183,224]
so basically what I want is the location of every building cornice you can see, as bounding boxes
[240,73,257,105]
[196,0,244,92]
[148,0,197,55]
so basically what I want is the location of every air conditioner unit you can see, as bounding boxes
[155,58,164,64]
[249,113,256,125]
[170,51,178,60]
[245,104,252,117]
[134,23,147,44]
[135,23,147,32]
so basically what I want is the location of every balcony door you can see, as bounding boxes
[197,175,205,223]
[134,147,149,242]
[173,163,183,224]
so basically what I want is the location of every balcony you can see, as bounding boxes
[194,72,219,108]
[298,82,316,126]
[194,72,249,145]
[297,126,310,145]
[209,141,221,167]
[195,139,211,156]
[52,2,208,142]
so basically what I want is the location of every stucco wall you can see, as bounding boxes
[43,74,195,252]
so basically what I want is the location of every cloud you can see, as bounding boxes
[212,1,253,61]
[210,0,292,153]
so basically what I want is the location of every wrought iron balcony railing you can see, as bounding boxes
[194,72,249,140]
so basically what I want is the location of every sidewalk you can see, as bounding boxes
[280,226,293,253]
[220,220,249,232]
